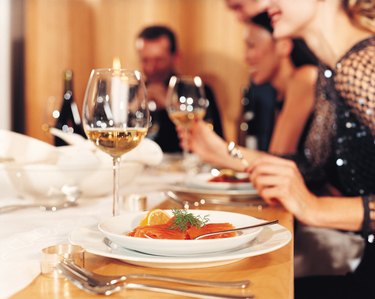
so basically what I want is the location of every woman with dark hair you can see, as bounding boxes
[180,12,318,169]
[242,12,318,154]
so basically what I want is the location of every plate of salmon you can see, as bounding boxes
[98,209,267,256]
[70,223,291,268]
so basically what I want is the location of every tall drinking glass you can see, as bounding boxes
[82,69,149,216]
[166,76,208,171]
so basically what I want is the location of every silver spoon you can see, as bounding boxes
[193,220,278,240]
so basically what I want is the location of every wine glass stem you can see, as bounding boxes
[182,127,189,161]
[112,156,121,216]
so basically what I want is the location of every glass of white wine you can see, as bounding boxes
[166,75,208,171]
[82,68,149,216]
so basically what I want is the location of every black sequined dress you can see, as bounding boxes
[293,36,375,298]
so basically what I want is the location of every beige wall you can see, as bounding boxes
[25,0,249,143]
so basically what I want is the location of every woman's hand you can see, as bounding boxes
[248,155,319,225]
[177,121,230,167]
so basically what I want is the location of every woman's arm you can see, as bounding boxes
[269,65,318,154]
[179,121,265,171]
[249,155,364,232]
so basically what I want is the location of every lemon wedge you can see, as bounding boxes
[139,209,171,226]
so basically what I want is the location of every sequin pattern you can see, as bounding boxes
[287,37,375,231]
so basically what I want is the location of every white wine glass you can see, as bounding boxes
[82,68,149,216]
[166,75,208,172]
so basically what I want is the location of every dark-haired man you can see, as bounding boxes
[136,25,223,152]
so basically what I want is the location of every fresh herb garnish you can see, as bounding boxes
[170,209,209,231]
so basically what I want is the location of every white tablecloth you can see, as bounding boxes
[0,169,184,299]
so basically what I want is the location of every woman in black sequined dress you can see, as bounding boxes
[178,0,375,297]
[247,1,375,298]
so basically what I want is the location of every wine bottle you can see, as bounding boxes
[54,70,86,146]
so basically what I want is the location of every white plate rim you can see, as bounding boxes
[169,183,258,196]
[69,222,291,269]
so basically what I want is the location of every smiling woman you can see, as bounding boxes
[24,0,248,143]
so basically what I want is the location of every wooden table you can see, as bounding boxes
[10,200,294,299]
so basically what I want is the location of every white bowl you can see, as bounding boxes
[98,210,264,256]
[2,160,144,199]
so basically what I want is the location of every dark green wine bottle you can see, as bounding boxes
[54,70,86,146]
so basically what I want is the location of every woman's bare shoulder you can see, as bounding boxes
[291,65,318,84]
[284,65,318,108]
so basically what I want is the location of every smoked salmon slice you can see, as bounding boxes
[127,221,237,240]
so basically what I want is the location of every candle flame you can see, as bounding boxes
[113,57,121,70]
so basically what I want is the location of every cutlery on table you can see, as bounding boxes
[0,201,77,213]
[0,185,80,214]
[60,259,250,288]
[57,262,254,298]
[165,191,266,209]
[193,220,278,240]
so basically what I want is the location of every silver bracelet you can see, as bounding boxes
[227,141,249,168]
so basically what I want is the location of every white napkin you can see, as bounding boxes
[0,188,168,299]
[0,129,163,167]
[0,131,163,199]
[0,129,59,164]
[0,197,109,299]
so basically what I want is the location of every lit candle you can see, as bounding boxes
[111,57,127,124]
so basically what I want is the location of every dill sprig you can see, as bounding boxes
[170,209,209,231]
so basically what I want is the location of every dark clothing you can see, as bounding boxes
[292,36,375,299]
[242,82,313,153]
[149,83,223,153]
[241,82,277,151]
[295,245,375,299]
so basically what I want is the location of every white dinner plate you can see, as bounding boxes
[69,223,291,269]
[98,210,263,256]
[186,173,253,190]
[168,182,259,201]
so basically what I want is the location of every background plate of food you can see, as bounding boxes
[186,171,253,190]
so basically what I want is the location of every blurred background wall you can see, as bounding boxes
[18,0,249,143]
[0,0,11,130]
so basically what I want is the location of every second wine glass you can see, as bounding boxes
[82,68,149,216]
[166,75,208,172]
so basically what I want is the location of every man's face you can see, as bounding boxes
[137,36,176,83]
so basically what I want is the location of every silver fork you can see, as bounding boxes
[61,259,250,288]
[193,220,278,240]
[57,262,254,298]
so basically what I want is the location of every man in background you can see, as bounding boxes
[136,25,223,152]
